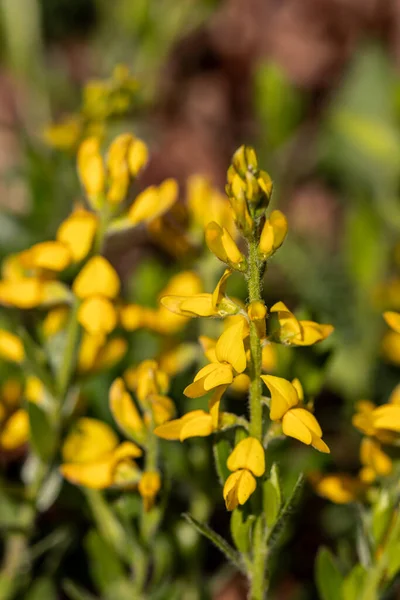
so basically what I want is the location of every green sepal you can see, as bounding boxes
[230,506,255,554]
[315,547,344,600]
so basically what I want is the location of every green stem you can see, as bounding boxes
[247,238,263,441]
[246,237,267,599]
[56,300,80,402]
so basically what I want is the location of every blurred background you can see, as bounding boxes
[2,0,400,598]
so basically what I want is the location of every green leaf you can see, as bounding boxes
[230,507,254,554]
[63,579,99,600]
[213,436,231,484]
[27,402,57,462]
[25,577,57,600]
[387,541,400,580]
[342,564,367,600]
[371,490,391,547]
[315,547,344,600]
[268,473,304,549]
[263,479,280,528]
[85,529,126,596]
[183,513,244,572]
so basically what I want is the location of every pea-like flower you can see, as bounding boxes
[270,302,333,346]
[261,375,329,453]
[223,437,266,510]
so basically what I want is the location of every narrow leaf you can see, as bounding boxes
[27,402,57,462]
[183,513,244,572]
[267,473,304,549]
[315,547,344,600]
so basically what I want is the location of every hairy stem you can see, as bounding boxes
[246,237,267,599]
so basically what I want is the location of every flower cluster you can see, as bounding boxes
[155,145,333,511]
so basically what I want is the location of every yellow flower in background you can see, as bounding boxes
[372,404,400,433]
[205,222,245,270]
[77,137,105,205]
[73,256,120,299]
[138,471,161,512]
[77,333,127,374]
[109,378,146,442]
[184,320,247,398]
[42,307,70,338]
[61,417,142,489]
[128,179,178,226]
[77,296,117,335]
[270,302,334,346]
[0,277,44,309]
[56,208,98,262]
[106,133,148,204]
[187,175,236,236]
[313,473,362,504]
[0,330,25,363]
[259,210,288,259]
[19,241,72,273]
[359,437,392,483]
[381,329,400,365]
[157,343,198,377]
[43,115,82,151]
[0,380,29,451]
[383,311,400,333]
[0,409,29,451]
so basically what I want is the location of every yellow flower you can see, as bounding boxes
[42,307,69,338]
[77,333,127,373]
[154,409,213,441]
[56,208,98,262]
[77,137,105,206]
[138,471,161,512]
[73,256,120,300]
[61,417,142,489]
[20,241,72,273]
[372,404,400,433]
[281,408,330,453]
[262,344,276,373]
[259,210,288,259]
[205,222,245,270]
[0,277,44,309]
[248,301,267,339]
[187,175,235,235]
[154,386,225,441]
[261,375,299,420]
[43,115,82,151]
[109,378,146,441]
[313,474,361,504]
[381,330,400,365]
[184,320,247,397]
[226,437,265,477]
[157,343,198,377]
[359,437,392,483]
[25,376,44,404]
[77,296,117,335]
[106,134,148,204]
[270,302,334,346]
[383,311,400,333]
[160,269,238,320]
[0,408,29,450]
[261,375,329,452]
[223,469,257,511]
[128,179,178,226]
[0,330,25,363]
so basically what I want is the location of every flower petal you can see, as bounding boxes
[215,319,246,373]
[227,437,265,477]
[261,374,299,420]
